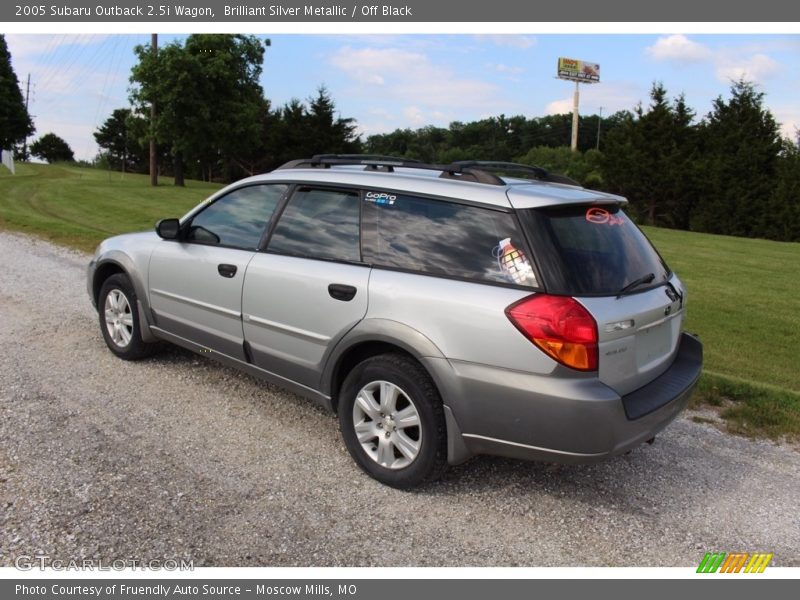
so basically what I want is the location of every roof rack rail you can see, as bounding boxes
[275,154,504,184]
[451,161,581,186]
[277,154,421,172]
[274,154,578,186]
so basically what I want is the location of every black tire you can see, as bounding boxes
[97,273,157,361]
[338,353,447,489]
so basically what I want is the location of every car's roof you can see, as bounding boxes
[227,165,627,209]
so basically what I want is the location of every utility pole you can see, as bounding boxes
[22,73,31,160]
[149,34,158,187]
[596,106,603,151]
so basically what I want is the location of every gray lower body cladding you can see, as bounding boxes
[426,332,703,465]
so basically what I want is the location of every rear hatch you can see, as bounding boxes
[516,202,685,396]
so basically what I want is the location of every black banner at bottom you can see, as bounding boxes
[2,579,795,600]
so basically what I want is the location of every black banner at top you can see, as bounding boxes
[4,0,800,22]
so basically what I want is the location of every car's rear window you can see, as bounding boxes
[518,204,670,296]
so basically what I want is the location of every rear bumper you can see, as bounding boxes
[425,332,703,465]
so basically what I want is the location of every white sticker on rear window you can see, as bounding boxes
[365,191,396,206]
[493,237,536,286]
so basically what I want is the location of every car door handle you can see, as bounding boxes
[328,283,357,302]
[217,263,237,278]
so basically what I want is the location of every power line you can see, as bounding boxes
[86,36,126,160]
[37,34,89,92]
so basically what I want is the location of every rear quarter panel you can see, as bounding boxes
[366,269,557,373]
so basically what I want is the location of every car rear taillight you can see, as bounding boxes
[505,294,598,371]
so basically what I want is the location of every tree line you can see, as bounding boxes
[362,81,799,242]
[2,33,797,241]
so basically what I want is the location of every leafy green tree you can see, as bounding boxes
[693,80,783,237]
[364,112,622,165]
[0,34,35,153]
[185,35,267,181]
[518,113,604,152]
[447,116,519,161]
[30,133,74,163]
[365,128,417,159]
[130,34,267,185]
[94,108,148,173]
[131,40,194,185]
[405,125,449,163]
[516,146,604,188]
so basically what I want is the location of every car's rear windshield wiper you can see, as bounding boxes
[616,272,655,298]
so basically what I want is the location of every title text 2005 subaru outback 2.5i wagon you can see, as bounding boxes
[87,155,703,488]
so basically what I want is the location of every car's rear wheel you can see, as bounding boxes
[98,273,156,360]
[338,353,447,489]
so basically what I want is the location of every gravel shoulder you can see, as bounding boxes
[1,231,798,567]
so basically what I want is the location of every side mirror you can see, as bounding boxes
[156,218,181,240]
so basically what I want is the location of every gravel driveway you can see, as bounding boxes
[1,230,798,567]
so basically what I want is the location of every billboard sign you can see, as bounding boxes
[557,57,600,83]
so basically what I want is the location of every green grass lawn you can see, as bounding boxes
[0,163,220,252]
[2,163,798,439]
[644,226,800,395]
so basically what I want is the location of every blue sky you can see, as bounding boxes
[6,33,800,160]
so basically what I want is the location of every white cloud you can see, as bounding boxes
[330,46,422,85]
[474,35,537,50]
[646,35,781,85]
[330,46,498,111]
[646,34,712,63]
[546,97,573,115]
[715,53,780,84]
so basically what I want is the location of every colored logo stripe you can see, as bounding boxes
[720,553,749,573]
[697,552,773,573]
[697,552,724,573]
[745,553,773,573]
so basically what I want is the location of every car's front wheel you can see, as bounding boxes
[98,273,156,360]
[338,353,447,489]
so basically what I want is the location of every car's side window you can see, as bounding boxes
[267,187,361,262]
[186,184,287,249]
[362,192,539,288]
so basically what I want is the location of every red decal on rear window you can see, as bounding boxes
[585,207,624,225]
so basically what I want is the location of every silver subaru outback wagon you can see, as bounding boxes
[87,155,703,489]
